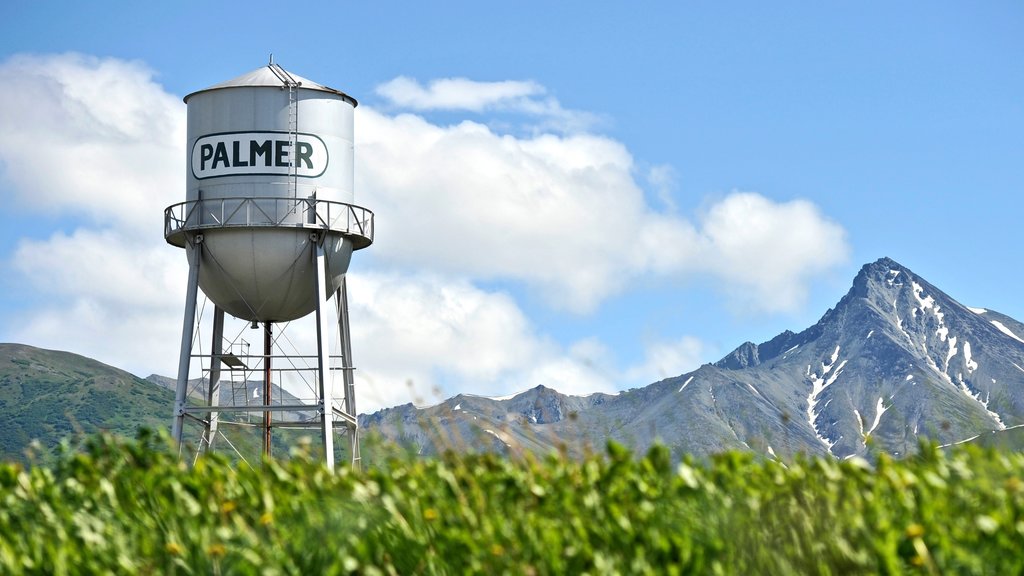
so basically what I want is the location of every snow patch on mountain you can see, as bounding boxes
[943,336,958,373]
[854,397,887,442]
[807,346,846,454]
[912,281,936,312]
[963,341,979,372]
[912,282,956,363]
[746,382,765,400]
[940,434,982,448]
[955,374,1005,430]
[907,282,1006,429]
[893,298,914,345]
[678,375,694,392]
[991,321,1024,344]
[867,397,887,436]
[488,392,525,401]
[917,332,1004,429]
[886,269,903,287]
[484,429,511,448]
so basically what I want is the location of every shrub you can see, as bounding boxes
[0,431,1022,574]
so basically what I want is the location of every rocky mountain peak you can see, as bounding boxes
[356,257,1024,462]
[828,256,907,311]
[716,342,760,369]
[716,329,805,370]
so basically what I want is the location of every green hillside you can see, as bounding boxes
[0,343,173,463]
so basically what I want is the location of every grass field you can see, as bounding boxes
[1,430,1022,574]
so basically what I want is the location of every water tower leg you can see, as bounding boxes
[172,236,203,449]
[313,234,335,469]
[263,322,273,459]
[204,306,225,452]
[337,276,360,469]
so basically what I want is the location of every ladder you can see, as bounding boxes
[222,339,251,422]
[268,61,301,198]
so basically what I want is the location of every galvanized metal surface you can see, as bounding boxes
[184,67,356,206]
[184,65,357,105]
[164,196,373,249]
[171,252,362,467]
[169,64,368,469]
[176,64,360,323]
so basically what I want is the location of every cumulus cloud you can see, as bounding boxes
[696,192,849,313]
[624,336,709,387]
[356,109,848,314]
[375,76,598,132]
[0,53,184,236]
[9,229,188,377]
[0,53,848,413]
[0,53,187,376]
[376,77,545,112]
[14,229,185,309]
[347,272,620,411]
[357,110,657,312]
[645,164,678,212]
[347,281,708,411]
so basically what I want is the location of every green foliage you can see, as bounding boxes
[1,431,1023,575]
[0,344,176,464]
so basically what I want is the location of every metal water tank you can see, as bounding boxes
[164,63,373,322]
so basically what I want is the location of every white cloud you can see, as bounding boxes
[0,53,187,376]
[357,109,686,313]
[624,336,708,387]
[356,109,847,315]
[9,228,189,377]
[696,192,849,313]
[0,53,849,415]
[516,338,619,397]
[351,271,539,381]
[645,164,678,212]
[13,229,185,309]
[0,53,184,237]
[376,76,545,112]
[347,271,620,411]
[375,76,598,132]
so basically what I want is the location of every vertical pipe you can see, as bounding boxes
[338,276,360,469]
[313,233,335,469]
[204,306,225,452]
[171,235,202,448]
[263,321,272,459]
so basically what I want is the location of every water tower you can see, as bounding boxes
[164,61,373,468]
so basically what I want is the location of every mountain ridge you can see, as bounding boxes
[360,257,1024,460]
[0,343,174,462]
[3,257,1024,462]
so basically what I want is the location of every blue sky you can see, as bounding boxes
[1,2,1021,412]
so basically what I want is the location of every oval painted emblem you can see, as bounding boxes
[191,131,329,180]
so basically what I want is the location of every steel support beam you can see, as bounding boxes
[171,235,203,448]
[203,306,225,451]
[338,276,360,469]
[313,233,336,469]
[262,322,273,459]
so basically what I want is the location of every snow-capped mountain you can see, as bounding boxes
[362,257,1024,459]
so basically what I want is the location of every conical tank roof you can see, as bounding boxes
[183,63,357,106]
